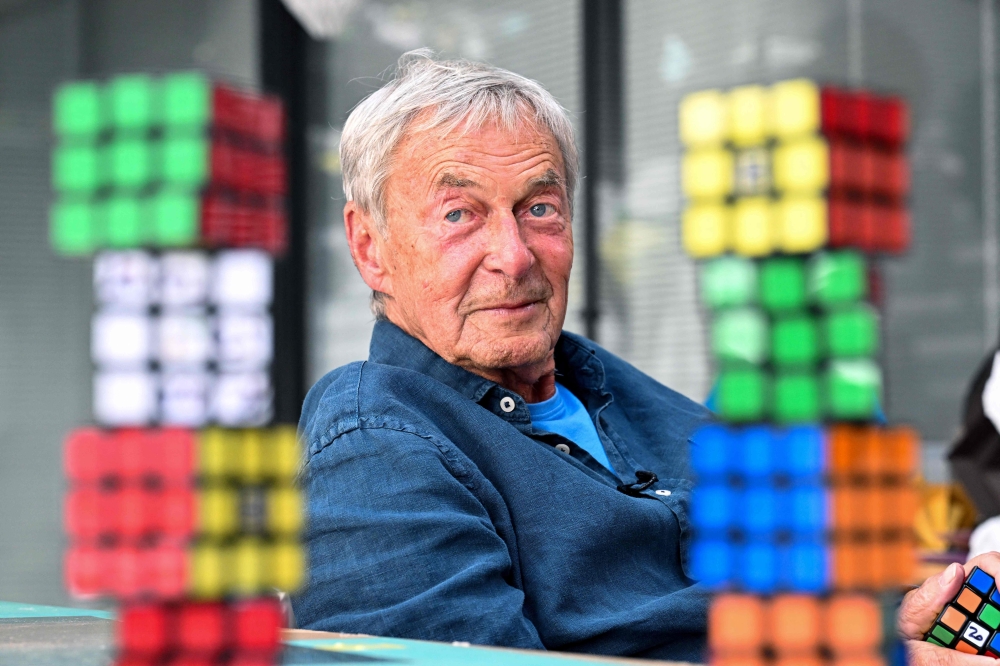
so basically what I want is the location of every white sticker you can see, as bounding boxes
[964,621,989,648]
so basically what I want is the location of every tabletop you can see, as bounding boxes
[0,601,687,666]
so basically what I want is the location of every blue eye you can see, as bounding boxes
[445,209,464,223]
[529,203,550,217]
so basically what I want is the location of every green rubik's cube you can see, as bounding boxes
[702,251,881,423]
[50,72,286,256]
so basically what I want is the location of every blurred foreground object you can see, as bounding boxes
[52,71,300,666]
[64,426,305,665]
[680,79,914,666]
[91,249,274,428]
[51,72,287,256]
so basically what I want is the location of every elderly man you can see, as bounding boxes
[293,52,993,663]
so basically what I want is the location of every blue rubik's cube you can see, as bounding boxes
[690,424,828,592]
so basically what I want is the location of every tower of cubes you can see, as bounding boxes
[679,80,918,666]
[51,73,303,665]
[51,72,286,255]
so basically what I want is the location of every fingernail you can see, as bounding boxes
[940,563,961,585]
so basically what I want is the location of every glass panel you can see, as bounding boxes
[620,0,985,445]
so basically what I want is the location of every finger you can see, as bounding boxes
[966,552,1000,582]
[899,563,966,639]
[907,639,997,666]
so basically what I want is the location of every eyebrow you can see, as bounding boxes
[437,173,480,189]
[526,169,564,191]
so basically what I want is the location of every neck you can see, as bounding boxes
[470,361,557,403]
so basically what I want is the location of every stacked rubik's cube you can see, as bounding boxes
[51,72,286,255]
[52,73,301,665]
[679,80,918,666]
[92,249,274,428]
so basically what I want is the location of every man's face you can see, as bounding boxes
[372,117,573,373]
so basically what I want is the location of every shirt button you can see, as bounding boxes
[655,489,671,497]
[555,443,571,454]
[500,396,516,412]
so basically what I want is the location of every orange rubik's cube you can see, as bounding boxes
[710,593,898,666]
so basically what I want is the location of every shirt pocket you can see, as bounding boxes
[655,477,696,581]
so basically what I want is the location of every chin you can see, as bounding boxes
[469,329,556,370]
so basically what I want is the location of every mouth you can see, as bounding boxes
[477,300,543,315]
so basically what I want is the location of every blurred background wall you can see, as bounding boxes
[0,0,258,605]
[0,0,991,604]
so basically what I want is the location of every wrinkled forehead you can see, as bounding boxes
[393,107,566,182]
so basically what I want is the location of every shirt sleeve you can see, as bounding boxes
[291,425,546,649]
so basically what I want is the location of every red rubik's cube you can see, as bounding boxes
[117,598,282,665]
[63,427,304,665]
[823,88,910,254]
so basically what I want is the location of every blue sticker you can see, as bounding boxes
[971,567,995,595]
[742,486,777,536]
[991,588,1000,607]
[690,425,732,479]
[741,542,778,593]
[784,425,826,478]
[783,541,828,593]
[740,426,775,479]
[691,539,731,589]
[691,484,731,533]
[989,630,1000,653]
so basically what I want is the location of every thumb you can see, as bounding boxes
[899,563,966,640]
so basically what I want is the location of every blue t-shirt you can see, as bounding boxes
[526,382,612,471]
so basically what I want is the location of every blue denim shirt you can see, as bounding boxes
[293,320,712,661]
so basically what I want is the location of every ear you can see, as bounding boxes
[344,202,393,297]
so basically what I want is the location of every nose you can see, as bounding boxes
[482,210,535,278]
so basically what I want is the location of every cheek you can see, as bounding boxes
[409,238,484,300]
[534,236,574,282]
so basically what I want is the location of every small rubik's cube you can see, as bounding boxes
[51,72,287,256]
[710,593,905,666]
[926,567,1000,656]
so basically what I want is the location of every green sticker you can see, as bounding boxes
[773,372,821,424]
[53,81,105,137]
[711,307,769,366]
[760,257,806,312]
[50,200,97,255]
[931,624,955,645]
[700,256,757,309]
[716,368,769,422]
[926,636,945,647]
[825,304,879,358]
[980,603,1000,630]
[772,314,819,367]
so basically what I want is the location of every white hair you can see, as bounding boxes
[339,49,579,319]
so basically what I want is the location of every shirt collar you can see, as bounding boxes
[367,319,609,408]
